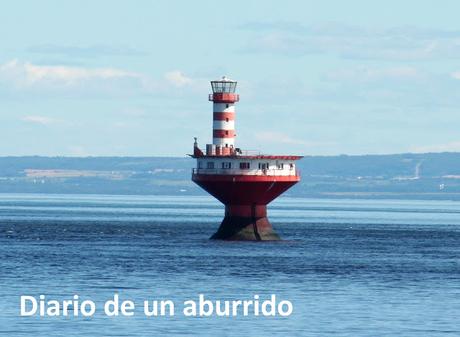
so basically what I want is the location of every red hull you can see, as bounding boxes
[192,173,300,240]
[192,174,300,205]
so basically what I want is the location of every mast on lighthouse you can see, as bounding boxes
[191,76,302,241]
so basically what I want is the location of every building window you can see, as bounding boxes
[226,104,229,108]
[258,163,269,170]
[226,118,229,122]
[207,162,214,169]
[222,162,231,169]
[225,130,229,135]
[240,162,250,169]
[277,163,284,169]
[289,163,294,169]
[198,161,203,169]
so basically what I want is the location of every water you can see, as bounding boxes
[0,194,459,336]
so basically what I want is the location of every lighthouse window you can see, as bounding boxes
[198,161,203,169]
[207,162,215,169]
[225,130,229,135]
[240,162,250,169]
[212,82,223,93]
[222,162,232,169]
[226,118,229,122]
[226,104,229,108]
[289,163,294,169]
[277,163,284,170]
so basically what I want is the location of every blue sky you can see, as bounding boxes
[2,0,460,156]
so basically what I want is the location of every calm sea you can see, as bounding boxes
[0,194,459,336]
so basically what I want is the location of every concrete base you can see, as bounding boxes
[210,204,281,241]
[210,216,280,240]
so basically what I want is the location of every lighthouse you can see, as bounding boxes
[191,76,302,240]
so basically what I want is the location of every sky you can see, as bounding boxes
[2,0,460,157]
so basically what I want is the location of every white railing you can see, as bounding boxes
[234,149,261,156]
[192,168,300,177]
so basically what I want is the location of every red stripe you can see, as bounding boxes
[213,130,235,138]
[209,93,239,103]
[213,112,235,121]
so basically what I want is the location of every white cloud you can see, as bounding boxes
[27,44,145,58]
[67,146,90,156]
[0,60,206,99]
[242,22,460,60]
[253,33,303,54]
[411,141,460,153]
[326,66,421,82]
[255,131,311,146]
[251,131,337,154]
[0,59,140,87]
[164,70,193,87]
[451,71,460,80]
[21,115,58,125]
[121,106,148,117]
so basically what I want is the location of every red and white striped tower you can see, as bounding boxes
[191,76,302,240]
[209,76,238,156]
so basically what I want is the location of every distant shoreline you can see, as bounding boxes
[1,153,460,200]
[1,191,460,202]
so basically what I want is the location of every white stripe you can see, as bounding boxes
[213,120,235,130]
[213,138,235,146]
[213,103,235,113]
